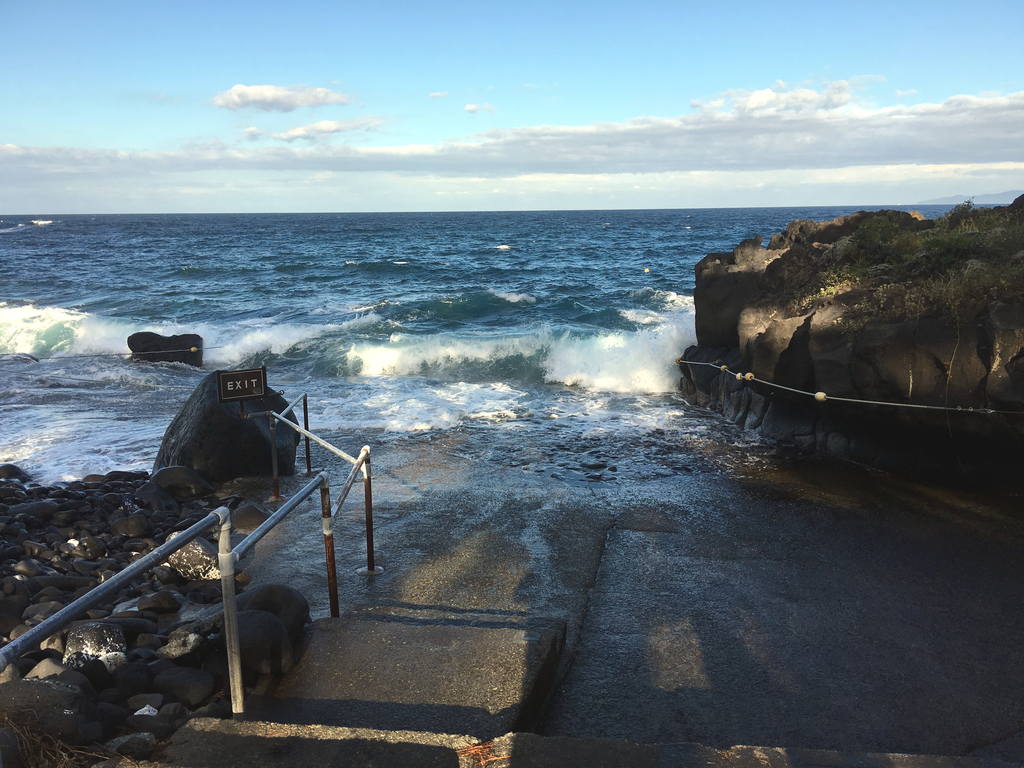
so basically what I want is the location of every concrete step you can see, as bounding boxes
[117,720,1020,768]
[248,610,565,739]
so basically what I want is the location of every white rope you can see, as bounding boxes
[0,345,220,361]
[0,369,194,389]
[679,359,1024,415]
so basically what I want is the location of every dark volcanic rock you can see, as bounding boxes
[0,464,29,482]
[679,206,1024,482]
[64,622,128,672]
[237,583,309,646]
[153,665,215,707]
[134,480,180,514]
[165,533,221,581]
[0,679,100,744]
[111,513,152,538]
[153,371,299,482]
[152,465,215,500]
[6,500,58,521]
[127,331,203,367]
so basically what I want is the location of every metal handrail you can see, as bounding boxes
[218,471,335,715]
[250,401,381,575]
[0,506,232,675]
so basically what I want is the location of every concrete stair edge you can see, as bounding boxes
[108,719,1022,768]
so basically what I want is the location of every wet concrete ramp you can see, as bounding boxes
[545,519,1024,755]
[252,610,564,739]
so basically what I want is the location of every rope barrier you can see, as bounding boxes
[0,346,222,361]
[0,369,195,389]
[679,359,1024,416]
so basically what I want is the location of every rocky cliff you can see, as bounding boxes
[679,196,1024,481]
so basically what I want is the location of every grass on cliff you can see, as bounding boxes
[805,200,1024,322]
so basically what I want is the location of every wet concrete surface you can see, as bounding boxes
[234,420,1024,757]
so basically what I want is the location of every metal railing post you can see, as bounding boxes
[357,446,383,575]
[268,415,283,502]
[320,475,340,617]
[218,518,245,716]
[303,394,313,475]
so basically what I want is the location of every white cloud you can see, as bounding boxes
[4,82,1024,211]
[464,103,495,114]
[270,118,384,142]
[212,84,350,112]
[6,85,1024,178]
[243,127,263,141]
[429,91,449,98]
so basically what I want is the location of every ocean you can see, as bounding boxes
[0,206,947,484]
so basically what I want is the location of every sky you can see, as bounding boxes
[1,0,1022,213]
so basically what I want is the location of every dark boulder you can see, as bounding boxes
[0,679,100,744]
[152,665,215,707]
[234,609,294,677]
[111,513,152,538]
[153,371,299,482]
[134,481,180,515]
[0,464,29,482]
[237,583,309,646]
[6,500,58,521]
[127,332,203,367]
[152,465,215,500]
[165,533,221,581]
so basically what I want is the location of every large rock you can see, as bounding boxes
[63,622,128,672]
[165,533,221,581]
[237,584,309,645]
[127,332,203,367]
[152,465,215,500]
[153,372,299,483]
[680,205,1024,482]
[0,679,101,744]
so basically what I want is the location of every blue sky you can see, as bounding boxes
[2,0,1022,212]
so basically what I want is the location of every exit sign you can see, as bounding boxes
[217,367,268,402]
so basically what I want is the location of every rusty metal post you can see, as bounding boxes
[320,475,340,617]
[303,394,312,475]
[357,446,383,575]
[268,415,283,502]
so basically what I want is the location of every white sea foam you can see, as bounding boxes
[495,244,512,250]
[619,309,664,325]
[338,312,387,329]
[489,290,536,304]
[310,380,527,432]
[544,313,693,393]
[345,305,695,394]
[0,302,335,364]
[628,288,694,311]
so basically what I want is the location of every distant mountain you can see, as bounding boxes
[917,190,1023,205]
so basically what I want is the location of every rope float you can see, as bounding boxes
[682,359,1024,416]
